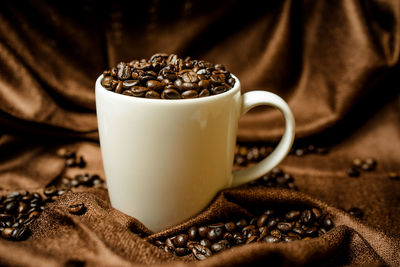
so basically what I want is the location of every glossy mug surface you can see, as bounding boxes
[95,74,295,232]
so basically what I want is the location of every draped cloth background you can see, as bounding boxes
[0,0,399,266]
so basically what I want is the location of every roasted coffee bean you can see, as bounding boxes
[17,202,28,214]
[285,210,300,220]
[165,237,175,250]
[266,218,279,228]
[161,89,181,99]
[174,79,183,91]
[131,72,139,80]
[111,67,118,77]
[117,63,131,80]
[131,86,149,97]
[134,62,151,71]
[301,210,313,224]
[318,228,327,236]
[146,80,163,91]
[207,227,223,241]
[5,202,18,214]
[198,226,208,238]
[101,76,113,89]
[211,241,226,253]
[0,214,12,221]
[283,235,299,242]
[11,226,30,241]
[256,214,269,227]
[352,158,363,168]
[143,90,160,99]
[264,235,280,243]
[347,167,360,177]
[181,82,199,91]
[67,203,86,215]
[186,240,198,249]
[270,229,281,239]
[173,234,188,247]
[65,158,76,167]
[361,158,377,171]
[242,224,256,234]
[199,89,210,97]
[199,239,211,248]
[181,90,198,99]
[277,222,293,232]
[211,85,229,95]
[188,226,197,240]
[56,148,69,158]
[150,53,168,62]
[192,244,212,260]
[1,227,13,239]
[225,221,236,232]
[304,226,317,236]
[215,64,225,70]
[233,232,246,244]
[198,80,211,89]
[210,74,225,84]
[122,80,140,89]
[209,223,225,229]
[292,227,304,236]
[323,216,334,229]
[181,71,199,83]
[223,232,234,243]
[76,156,86,168]
[311,208,322,219]
[175,247,188,256]
[348,207,364,218]
[389,172,400,180]
[236,218,248,229]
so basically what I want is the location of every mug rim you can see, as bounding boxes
[95,73,241,104]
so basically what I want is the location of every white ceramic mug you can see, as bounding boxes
[95,74,295,232]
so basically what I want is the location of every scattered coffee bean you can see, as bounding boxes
[347,157,378,177]
[67,203,86,215]
[347,167,360,177]
[101,53,235,99]
[151,206,334,259]
[388,172,400,180]
[348,207,364,219]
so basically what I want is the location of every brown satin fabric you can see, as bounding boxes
[0,0,399,266]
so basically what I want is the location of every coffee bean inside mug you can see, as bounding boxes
[101,53,236,99]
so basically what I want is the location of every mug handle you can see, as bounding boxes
[231,91,295,187]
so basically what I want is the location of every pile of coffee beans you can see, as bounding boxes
[246,167,297,190]
[151,207,333,260]
[101,53,235,99]
[0,149,105,241]
[346,158,377,177]
[0,191,43,241]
